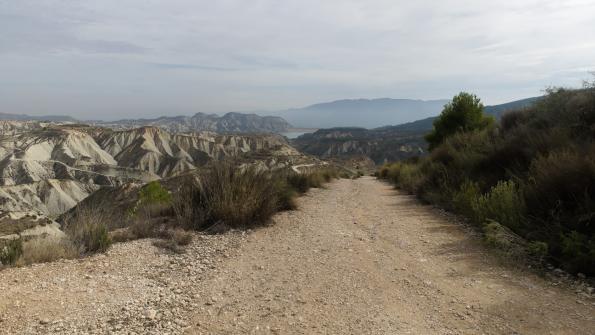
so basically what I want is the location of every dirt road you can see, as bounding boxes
[186,177,594,334]
[1,177,593,334]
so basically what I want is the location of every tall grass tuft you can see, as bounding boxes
[63,204,112,254]
[173,163,280,230]
[0,238,23,266]
[17,238,78,265]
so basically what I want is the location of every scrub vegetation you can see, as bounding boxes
[378,84,595,275]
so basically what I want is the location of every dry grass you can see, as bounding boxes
[62,204,112,254]
[153,228,193,254]
[16,237,78,265]
[0,238,23,266]
[172,163,280,230]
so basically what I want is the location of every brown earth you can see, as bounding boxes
[1,177,594,334]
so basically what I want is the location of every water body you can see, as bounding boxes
[282,132,307,139]
[281,129,317,139]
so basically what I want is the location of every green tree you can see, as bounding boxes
[425,92,494,150]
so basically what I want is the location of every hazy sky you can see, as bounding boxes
[1,0,594,120]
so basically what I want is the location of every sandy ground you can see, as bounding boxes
[1,177,594,334]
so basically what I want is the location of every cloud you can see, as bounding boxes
[151,63,238,71]
[0,0,594,119]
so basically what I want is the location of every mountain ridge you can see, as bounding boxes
[274,98,451,129]
[293,96,542,164]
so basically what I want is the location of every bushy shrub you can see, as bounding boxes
[525,149,595,224]
[560,231,595,274]
[321,168,339,182]
[153,228,193,254]
[475,180,526,231]
[169,228,193,246]
[287,171,326,193]
[452,180,481,220]
[379,86,595,274]
[128,214,160,239]
[0,238,23,266]
[63,205,112,254]
[69,222,111,254]
[139,181,172,205]
[133,181,174,218]
[171,163,338,232]
[425,92,494,150]
[273,177,298,211]
[527,241,548,261]
[286,173,311,193]
[174,163,279,230]
[17,238,78,265]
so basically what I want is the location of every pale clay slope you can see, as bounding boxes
[0,178,593,334]
[0,124,300,218]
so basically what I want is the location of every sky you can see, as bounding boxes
[1,0,594,120]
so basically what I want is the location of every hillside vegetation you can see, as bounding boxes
[379,85,595,275]
[293,97,539,165]
[1,161,350,268]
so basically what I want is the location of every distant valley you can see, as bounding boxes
[0,122,302,218]
[292,96,540,164]
[273,98,450,129]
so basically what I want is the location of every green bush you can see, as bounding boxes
[380,86,595,274]
[560,231,595,274]
[69,222,111,254]
[425,92,494,150]
[475,180,525,231]
[139,181,172,205]
[452,180,481,221]
[527,241,548,261]
[0,238,23,266]
[483,220,533,261]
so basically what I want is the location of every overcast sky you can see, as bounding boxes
[1,0,594,120]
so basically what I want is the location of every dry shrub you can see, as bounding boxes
[172,176,207,229]
[273,177,298,211]
[17,237,78,265]
[286,173,311,193]
[483,220,529,261]
[169,228,193,246]
[0,238,23,266]
[128,205,163,239]
[153,228,193,253]
[173,162,279,230]
[110,228,136,243]
[63,205,112,254]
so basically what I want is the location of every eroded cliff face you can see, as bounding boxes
[293,127,425,165]
[96,112,291,133]
[0,123,302,219]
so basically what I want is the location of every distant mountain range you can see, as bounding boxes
[0,96,540,134]
[95,112,291,133]
[293,96,541,164]
[380,96,540,134]
[273,98,450,129]
[0,112,77,122]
